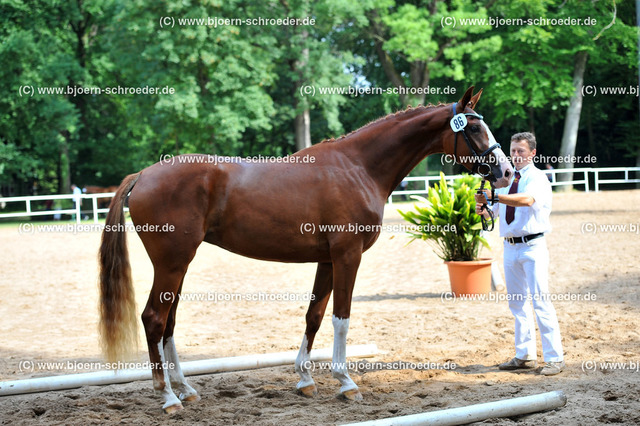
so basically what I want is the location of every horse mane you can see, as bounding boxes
[320,102,449,144]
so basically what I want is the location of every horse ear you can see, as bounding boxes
[456,86,475,113]
[467,88,483,109]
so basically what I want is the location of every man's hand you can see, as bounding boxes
[475,202,491,218]
[474,189,491,205]
[475,188,492,219]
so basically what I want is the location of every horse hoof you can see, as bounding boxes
[341,389,363,401]
[181,394,201,403]
[163,403,184,414]
[297,384,318,397]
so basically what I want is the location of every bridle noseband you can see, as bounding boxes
[449,103,501,178]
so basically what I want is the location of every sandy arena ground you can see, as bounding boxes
[0,189,639,425]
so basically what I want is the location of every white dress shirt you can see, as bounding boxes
[491,163,552,238]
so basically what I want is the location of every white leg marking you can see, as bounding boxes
[156,338,182,411]
[295,334,315,389]
[332,315,358,393]
[163,336,199,401]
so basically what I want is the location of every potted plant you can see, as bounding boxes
[398,172,493,295]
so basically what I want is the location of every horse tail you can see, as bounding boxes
[99,172,141,363]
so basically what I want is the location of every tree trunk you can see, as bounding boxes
[294,107,311,151]
[557,50,588,191]
[369,10,408,106]
[293,28,311,152]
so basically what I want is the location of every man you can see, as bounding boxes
[475,132,564,376]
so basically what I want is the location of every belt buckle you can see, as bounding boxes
[507,237,516,245]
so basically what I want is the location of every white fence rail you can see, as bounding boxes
[0,192,119,224]
[0,167,638,219]
[593,167,640,191]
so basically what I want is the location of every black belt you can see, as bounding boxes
[505,232,544,245]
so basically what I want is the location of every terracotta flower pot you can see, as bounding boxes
[445,258,493,296]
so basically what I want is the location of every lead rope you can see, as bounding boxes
[477,180,496,232]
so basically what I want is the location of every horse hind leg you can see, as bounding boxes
[295,262,333,397]
[141,267,188,413]
[162,279,199,403]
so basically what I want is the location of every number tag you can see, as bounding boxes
[450,113,467,132]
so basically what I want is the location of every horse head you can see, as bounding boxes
[444,86,513,188]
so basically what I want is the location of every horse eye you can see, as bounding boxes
[470,125,480,133]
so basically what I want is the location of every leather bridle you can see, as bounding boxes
[449,103,501,179]
[449,103,501,231]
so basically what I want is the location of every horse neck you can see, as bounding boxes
[342,106,449,197]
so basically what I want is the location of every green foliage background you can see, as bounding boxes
[0,0,637,195]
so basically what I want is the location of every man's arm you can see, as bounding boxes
[494,193,534,207]
[474,191,535,219]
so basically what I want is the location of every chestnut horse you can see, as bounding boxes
[99,87,513,413]
[84,185,120,209]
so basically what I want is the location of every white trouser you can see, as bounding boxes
[503,237,564,362]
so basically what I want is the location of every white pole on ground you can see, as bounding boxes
[0,344,378,397]
[342,390,567,426]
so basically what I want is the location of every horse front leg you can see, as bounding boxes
[295,262,333,397]
[331,247,363,401]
